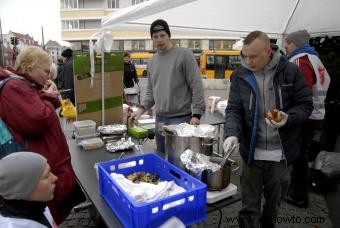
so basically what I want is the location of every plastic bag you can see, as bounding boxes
[312,151,340,177]
[310,151,340,193]
[60,99,76,119]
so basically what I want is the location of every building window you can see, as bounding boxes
[61,0,78,9]
[132,0,148,5]
[62,20,79,30]
[172,39,181,47]
[79,20,101,29]
[108,0,119,8]
[131,40,145,51]
[112,40,124,51]
[188,40,201,49]
[209,40,236,50]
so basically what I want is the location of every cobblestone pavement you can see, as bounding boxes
[60,84,334,227]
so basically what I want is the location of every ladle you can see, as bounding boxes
[219,144,236,168]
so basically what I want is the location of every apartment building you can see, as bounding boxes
[60,0,236,52]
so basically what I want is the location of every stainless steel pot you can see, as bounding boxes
[164,132,217,170]
[201,157,238,191]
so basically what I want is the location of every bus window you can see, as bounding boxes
[200,50,241,79]
[131,58,141,65]
[206,55,215,70]
[215,55,227,79]
[229,55,241,70]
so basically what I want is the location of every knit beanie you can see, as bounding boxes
[150,19,171,38]
[61,48,73,58]
[0,152,47,200]
[286,30,310,47]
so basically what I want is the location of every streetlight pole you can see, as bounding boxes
[41,25,45,50]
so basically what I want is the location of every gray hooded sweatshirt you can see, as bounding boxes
[241,49,283,161]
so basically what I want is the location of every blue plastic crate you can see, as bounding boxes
[98,153,206,228]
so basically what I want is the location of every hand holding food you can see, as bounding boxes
[266,109,283,122]
[44,80,59,95]
[265,109,288,128]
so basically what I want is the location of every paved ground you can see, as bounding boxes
[60,80,336,227]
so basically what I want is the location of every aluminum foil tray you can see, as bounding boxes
[98,124,127,135]
[106,138,135,153]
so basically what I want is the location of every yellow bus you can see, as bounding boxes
[200,50,241,79]
[130,52,153,77]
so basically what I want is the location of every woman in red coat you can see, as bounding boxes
[0,46,85,224]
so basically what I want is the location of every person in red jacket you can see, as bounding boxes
[284,30,330,208]
[0,46,86,224]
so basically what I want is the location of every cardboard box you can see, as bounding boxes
[74,51,123,126]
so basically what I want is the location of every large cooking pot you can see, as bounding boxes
[201,157,238,191]
[164,132,217,171]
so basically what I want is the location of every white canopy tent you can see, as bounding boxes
[98,0,340,46]
[91,0,340,123]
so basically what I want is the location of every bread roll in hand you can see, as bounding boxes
[265,109,288,128]
[266,109,283,122]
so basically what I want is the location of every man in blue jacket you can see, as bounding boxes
[223,31,313,228]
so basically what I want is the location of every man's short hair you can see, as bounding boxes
[244,30,270,46]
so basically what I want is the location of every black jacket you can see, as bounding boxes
[224,56,313,165]
[124,62,138,88]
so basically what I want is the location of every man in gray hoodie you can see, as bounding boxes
[223,31,313,228]
[129,19,205,153]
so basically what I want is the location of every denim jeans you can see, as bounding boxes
[155,114,192,153]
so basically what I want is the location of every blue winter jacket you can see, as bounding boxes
[224,56,313,165]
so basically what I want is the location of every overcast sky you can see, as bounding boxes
[0,0,64,45]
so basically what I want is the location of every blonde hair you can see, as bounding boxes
[15,46,52,74]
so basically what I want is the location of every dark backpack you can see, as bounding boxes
[0,76,27,158]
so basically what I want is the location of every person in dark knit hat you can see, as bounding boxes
[129,19,205,153]
[284,30,330,208]
[150,19,171,38]
[61,48,73,58]
[59,48,75,104]
[0,152,58,227]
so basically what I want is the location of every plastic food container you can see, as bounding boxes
[79,137,104,150]
[73,120,96,136]
[74,132,100,144]
[98,153,207,228]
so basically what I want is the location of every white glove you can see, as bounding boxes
[128,108,144,126]
[265,111,288,128]
[223,136,238,153]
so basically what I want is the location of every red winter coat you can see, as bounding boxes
[0,68,85,224]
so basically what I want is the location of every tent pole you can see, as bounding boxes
[101,46,105,125]
[281,0,302,46]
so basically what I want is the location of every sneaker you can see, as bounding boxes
[284,195,309,208]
